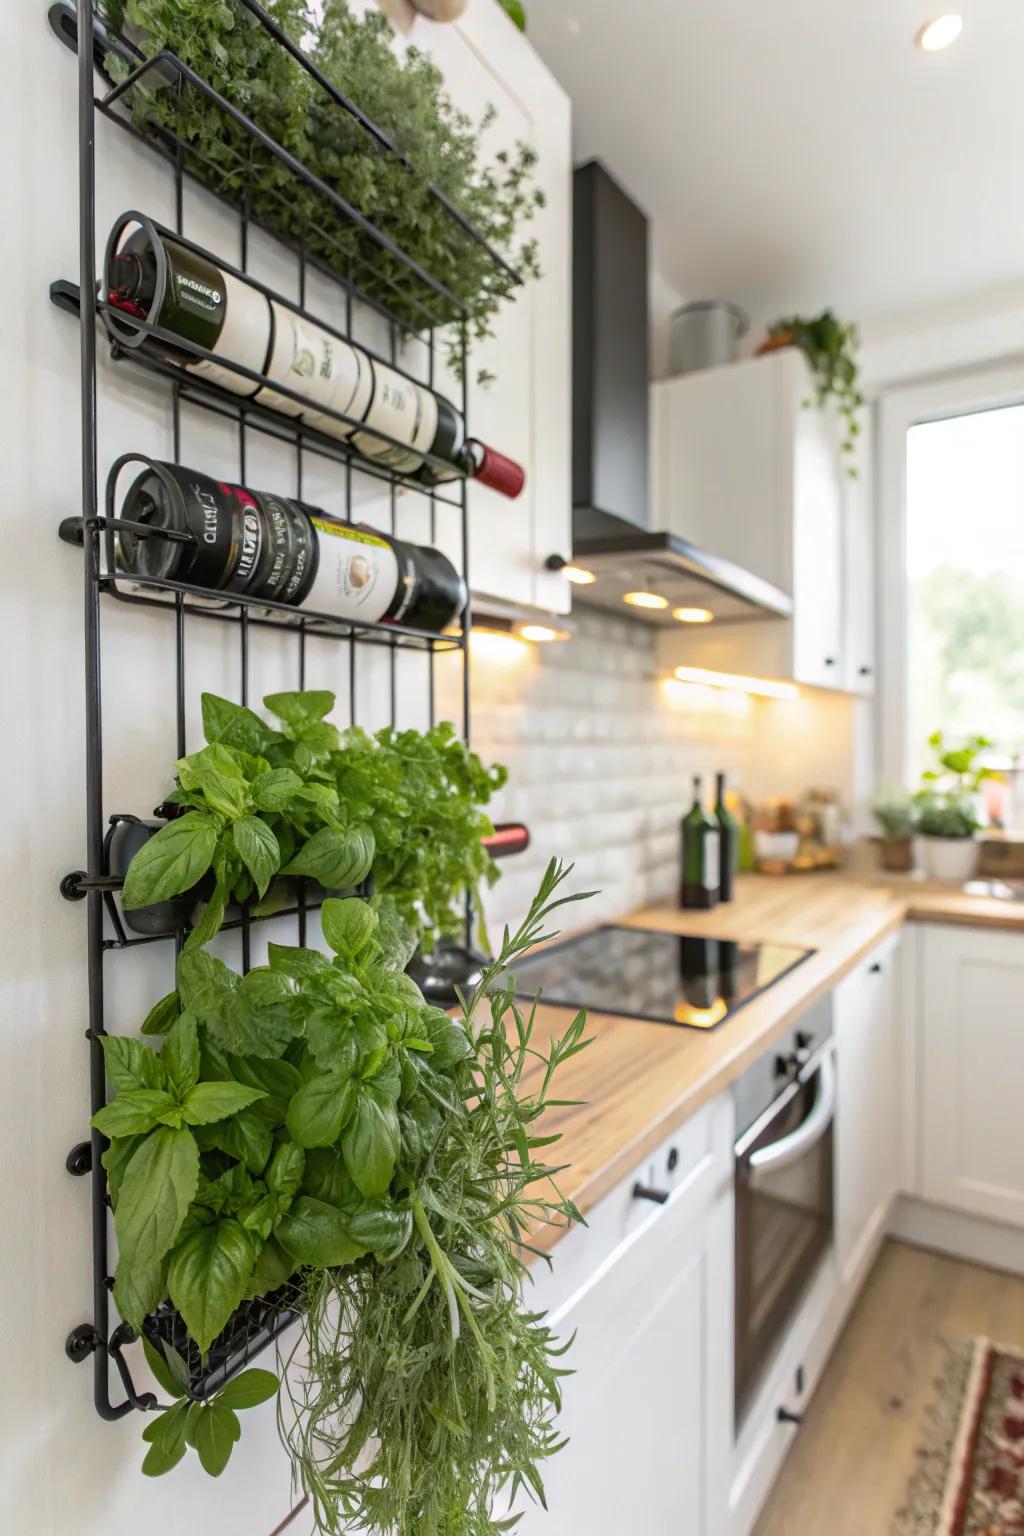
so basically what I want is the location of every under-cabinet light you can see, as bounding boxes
[672,665,799,700]
[917,14,963,50]
[624,591,669,610]
[672,606,714,624]
[561,564,597,586]
[517,623,570,643]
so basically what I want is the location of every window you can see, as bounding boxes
[905,403,1024,780]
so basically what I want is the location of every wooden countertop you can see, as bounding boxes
[526,872,1024,1252]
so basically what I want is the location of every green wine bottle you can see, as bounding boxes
[715,772,739,903]
[680,775,720,909]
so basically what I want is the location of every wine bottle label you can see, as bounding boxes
[353,361,439,471]
[257,302,371,434]
[186,268,272,400]
[704,830,720,891]
[304,517,400,623]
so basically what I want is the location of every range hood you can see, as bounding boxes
[570,162,792,625]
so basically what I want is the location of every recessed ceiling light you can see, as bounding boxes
[561,564,597,586]
[917,14,963,51]
[623,591,669,610]
[672,606,714,624]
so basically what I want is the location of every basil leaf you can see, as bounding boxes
[300,1146,359,1208]
[263,689,335,728]
[140,990,181,1037]
[197,1107,273,1175]
[160,1014,200,1102]
[251,767,304,812]
[92,1089,179,1138]
[114,1126,198,1272]
[306,1012,360,1076]
[180,1080,265,1127]
[232,816,280,899]
[286,1072,355,1149]
[143,1338,186,1400]
[321,898,377,960]
[346,1199,413,1262]
[228,1054,301,1124]
[112,1250,169,1331]
[265,1138,305,1200]
[141,1401,190,1476]
[177,949,238,1019]
[267,943,334,982]
[216,1368,279,1412]
[101,1133,143,1203]
[244,1236,296,1301]
[206,970,303,1060]
[342,1083,400,1198]
[193,1402,242,1477]
[373,898,420,971]
[201,693,272,756]
[281,826,375,890]
[275,1196,367,1267]
[101,1035,164,1093]
[183,869,229,955]
[121,812,220,910]
[168,1219,255,1355]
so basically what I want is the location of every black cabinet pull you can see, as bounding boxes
[632,1182,670,1205]
[869,962,882,974]
[777,1407,803,1426]
[858,664,872,676]
[824,656,837,667]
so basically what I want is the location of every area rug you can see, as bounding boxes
[895,1338,1024,1535]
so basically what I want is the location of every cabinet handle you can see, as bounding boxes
[858,665,873,677]
[632,1182,670,1205]
[869,962,882,974]
[824,656,837,668]
[777,1407,803,1426]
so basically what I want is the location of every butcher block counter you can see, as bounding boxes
[525,872,1024,1249]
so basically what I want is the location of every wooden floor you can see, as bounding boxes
[753,1240,1024,1536]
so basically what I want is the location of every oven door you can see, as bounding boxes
[734,1043,836,1422]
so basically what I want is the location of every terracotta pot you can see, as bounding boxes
[755,329,798,357]
[878,837,913,874]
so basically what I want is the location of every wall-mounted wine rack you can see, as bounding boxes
[50,0,518,1420]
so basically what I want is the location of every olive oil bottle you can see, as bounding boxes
[714,771,740,903]
[680,775,720,909]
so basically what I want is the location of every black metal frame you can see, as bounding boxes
[54,0,488,1419]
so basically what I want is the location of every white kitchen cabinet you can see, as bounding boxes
[651,349,868,692]
[409,1,571,614]
[919,923,1024,1229]
[834,932,900,1285]
[841,423,876,695]
[512,1097,734,1536]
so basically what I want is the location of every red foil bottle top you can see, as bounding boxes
[467,439,526,500]
[481,822,531,859]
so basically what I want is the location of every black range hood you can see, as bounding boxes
[570,161,792,625]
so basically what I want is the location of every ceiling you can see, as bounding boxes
[528,0,1024,339]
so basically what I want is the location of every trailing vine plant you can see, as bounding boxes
[99,0,543,377]
[106,694,588,1525]
[761,309,864,473]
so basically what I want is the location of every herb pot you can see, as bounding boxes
[918,836,978,884]
[406,942,486,1007]
[108,817,200,935]
[878,837,914,874]
[669,300,749,375]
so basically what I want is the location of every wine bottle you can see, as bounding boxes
[680,775,720,910]
[103,213,525,497]
[114,457,466,632]
[714,772,739,903]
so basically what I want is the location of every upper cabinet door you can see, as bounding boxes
[790,378,845,689]
[412,3,571,614]
[841,417,876,696]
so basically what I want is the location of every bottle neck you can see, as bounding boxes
[108,251,156,318]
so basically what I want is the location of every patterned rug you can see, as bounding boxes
[895,1338,1024,1535]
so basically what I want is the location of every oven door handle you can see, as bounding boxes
[747,1047,836,1178]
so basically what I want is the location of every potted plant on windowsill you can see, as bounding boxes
[868,785,916,873]
[912,731,993,884]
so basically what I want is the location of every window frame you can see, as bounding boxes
[876,362,1024,785]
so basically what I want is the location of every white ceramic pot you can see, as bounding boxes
[919,836,978,884]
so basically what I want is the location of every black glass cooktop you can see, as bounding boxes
[512,925,813,1030]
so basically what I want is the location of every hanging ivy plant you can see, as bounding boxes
[759,309,864,474]
[99,0,543,377]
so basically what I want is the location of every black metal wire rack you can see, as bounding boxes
[52,0,509,1419]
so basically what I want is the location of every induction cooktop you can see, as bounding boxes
[512,924,813,1030]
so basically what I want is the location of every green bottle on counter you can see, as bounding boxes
[715,771,739,903]
[680,775,720,909]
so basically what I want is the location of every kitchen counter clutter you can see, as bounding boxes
[527,872,1024,1247]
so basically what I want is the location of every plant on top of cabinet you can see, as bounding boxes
[98,0,543,377]
[758,309,863,472]
[98,861,591,1528]
[121,690,507,953]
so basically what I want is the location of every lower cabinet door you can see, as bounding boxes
[920,924,1024,1228]
[511,1183,732,1536]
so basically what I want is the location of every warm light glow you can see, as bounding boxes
[672,665,799,700]
[517,623,570,643]
[917,14,962,50]
[469,628,528,665]
[674,997,729,1029]
[623,590,669,610]
[672,606,714,624]
[561,564,597,586]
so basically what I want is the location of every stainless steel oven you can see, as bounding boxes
[733,1003,835,1422]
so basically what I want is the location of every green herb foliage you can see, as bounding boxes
[912,729,993,838]
[765,309,864,473]
[99,0,543,376]
[140,1337,278,1478]
[122,691,506,952]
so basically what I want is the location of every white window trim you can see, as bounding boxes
[876,363,1024,785]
